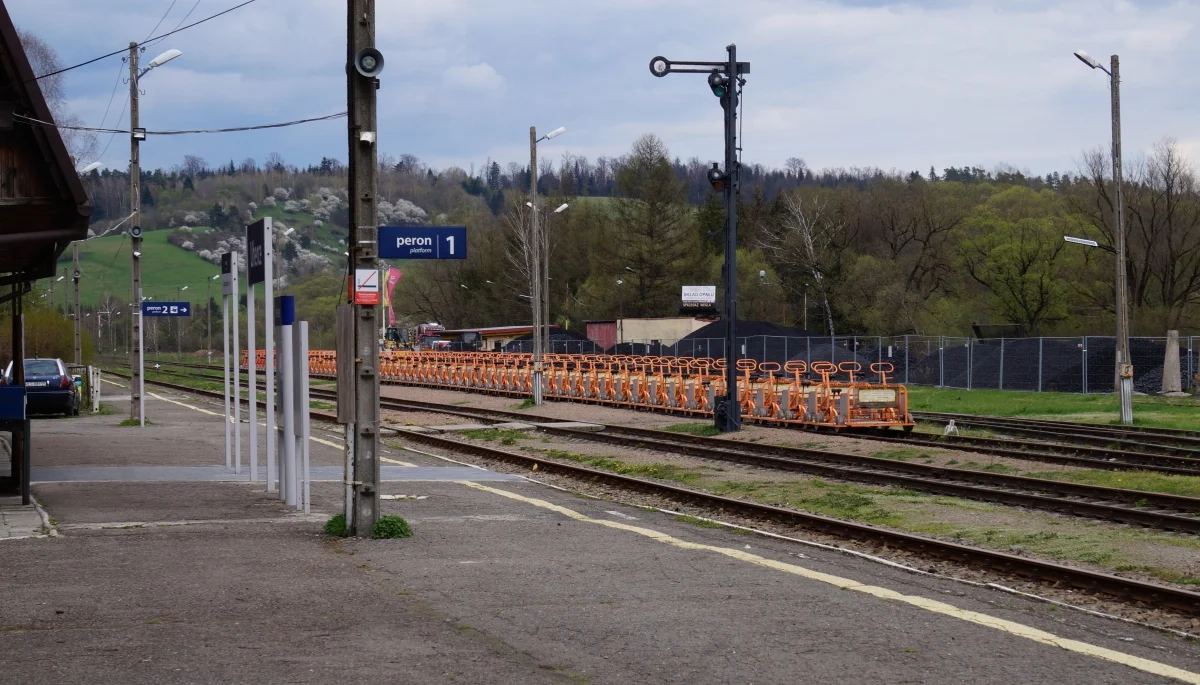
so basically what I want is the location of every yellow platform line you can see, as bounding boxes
[459,481,1200,685]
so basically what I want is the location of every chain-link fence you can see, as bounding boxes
[500,335,1198,394]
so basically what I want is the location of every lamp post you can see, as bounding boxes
[207,274,220,363]
[527,201,569,353]
[528,125,566,405]
[1073,49,1132,425]
[616,279,624,320]
[128,45,182,423]
[176,285,188,361]
[650,46,749,432]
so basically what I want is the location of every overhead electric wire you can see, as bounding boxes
[20,0,259,86]
[143,0,181,43]
[146,0,202,49]
[13,110,347,136]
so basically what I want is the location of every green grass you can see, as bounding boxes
[675,514,724,528]
[118,417,152,426]
[664,422,721,437]
[324,513,348,537]
[1022,469,1200,499]
[515,398,537,410]
[63,229,245,308]
[371,515,413,539]
[871,448,927,462]
[461,428,528,446]
[907,387,1200,431]
[539,449,703,484]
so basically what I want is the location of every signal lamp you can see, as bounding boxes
[707,163,727,191]
[708,71,729,98]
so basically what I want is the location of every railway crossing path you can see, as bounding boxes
[1,382,1198,683]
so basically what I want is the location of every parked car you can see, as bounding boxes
[0,358,80,416]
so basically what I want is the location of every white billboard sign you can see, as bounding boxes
[681,285,717,304]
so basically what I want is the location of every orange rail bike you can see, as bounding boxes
[262,350,913,432]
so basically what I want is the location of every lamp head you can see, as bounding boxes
[1073,50,1101,69]
[79,161,102,174]
[545,126,566,140]
[148,49,182,69]
[554,203,569,214]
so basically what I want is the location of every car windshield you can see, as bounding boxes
[24,360,60,375]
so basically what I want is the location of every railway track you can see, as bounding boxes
[118,358,1200,477]
[915,411,1200,458]
[100,368,1200,614]
[114,363,1200,532]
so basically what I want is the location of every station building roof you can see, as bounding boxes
[0,2,92,283]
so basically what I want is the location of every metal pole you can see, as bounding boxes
[128,42,142,423]
[264,222,276,494]
[176,287,182,361]
[207,277,213,364]
[231,254,241,475]
[247,282,257,481]
[223,291,231,471]
[1111,55,1133,424]
[1038,336,1043,392]
[999,337,1004,391]
[530,126,543,405]
[72,243,81,364]
[717,43,742,432]
[348,0,381,536]
[280,315,295,507]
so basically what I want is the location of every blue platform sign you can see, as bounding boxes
[142,301,192,317]
[379,225,467,260]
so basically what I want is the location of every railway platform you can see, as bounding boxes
[1,382,1198,683]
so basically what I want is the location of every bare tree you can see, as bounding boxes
[182,155,208,178]
[759,188,848,334]
[18,29,97,164]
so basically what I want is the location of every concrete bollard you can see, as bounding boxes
[1162,330,1183,395]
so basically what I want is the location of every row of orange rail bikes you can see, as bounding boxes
[298,351,913,431]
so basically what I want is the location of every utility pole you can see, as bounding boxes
[529,127,543,404]
[128,42,144,422]
[347,0,381,536]
[648,45,748,431]
[1110,54,1133,425]
[72,243,81,364]
[716,45,745,432]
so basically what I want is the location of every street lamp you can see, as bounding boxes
[207,274,220,363]
[527,124,568,405]
[651,45,749,432]
[526,201,570,353]
[128,45,183,425]
[1073,48,1132,425]
[616,278,625,319]
[176,285,189,361]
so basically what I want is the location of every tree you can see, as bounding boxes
[17,30,98,164]
[759,187,850,334]
[610,135,702,317]
[208,202,227,228]
[958,186,1074,333]
[182,155,208,178]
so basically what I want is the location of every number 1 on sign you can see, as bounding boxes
[445,235,455,255]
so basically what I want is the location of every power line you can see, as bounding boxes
[143,0,181,43]
[146,0,202,49]
[21,0,259,86]
[14,110,346,136]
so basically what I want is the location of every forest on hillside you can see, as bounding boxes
[75,134,1200,345]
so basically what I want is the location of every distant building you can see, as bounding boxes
[585,317,712,349]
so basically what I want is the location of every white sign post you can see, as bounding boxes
[295,320,311,513]
[222,252,240,473]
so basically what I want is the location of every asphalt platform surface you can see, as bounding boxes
[1,379,1198,684]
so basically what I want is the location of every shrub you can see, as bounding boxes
[324,513,347,537]
[371,515,413,539]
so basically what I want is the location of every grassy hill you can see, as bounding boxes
[53,229,243,308]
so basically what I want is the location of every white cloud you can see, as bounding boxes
[442,63,505,92]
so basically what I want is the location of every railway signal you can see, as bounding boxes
[649,45,750,432]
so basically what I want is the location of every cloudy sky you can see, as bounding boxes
[10,0,1200,176]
